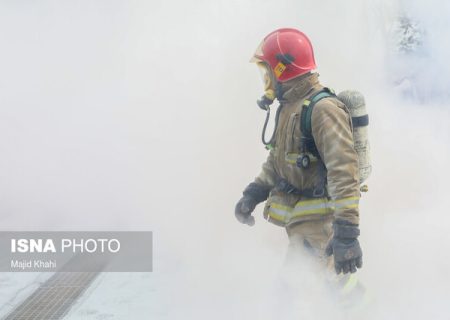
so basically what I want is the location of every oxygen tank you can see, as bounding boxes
[337,91,372,184]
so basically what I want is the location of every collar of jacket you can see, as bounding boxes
[277,72,320,103]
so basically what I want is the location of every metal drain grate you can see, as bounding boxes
[3,255,108,320]
[3,272,100,320]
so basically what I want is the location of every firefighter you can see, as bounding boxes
[235,28,363,279]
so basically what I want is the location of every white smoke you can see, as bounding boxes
[0,0,449,319]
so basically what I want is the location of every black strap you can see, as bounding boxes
[351,114,369,127]
[275,179,326,198]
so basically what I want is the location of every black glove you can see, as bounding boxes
[235,196,258,226]
[234,183,270,226]
[325,219,363,274]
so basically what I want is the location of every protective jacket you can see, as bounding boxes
[254,73,360,226]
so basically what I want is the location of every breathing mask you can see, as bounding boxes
[256,62,276,110]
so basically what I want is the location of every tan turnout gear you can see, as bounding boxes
[240,29,367,312]
[254,72,361,226]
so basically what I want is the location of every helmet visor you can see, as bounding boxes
[256,62,273,90]
[249,40,264,63]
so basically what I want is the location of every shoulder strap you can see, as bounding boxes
[298,88,336,195]
[300,87,336,139]
[299,88,336,160]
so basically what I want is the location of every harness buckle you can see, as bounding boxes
[312,187,326,198]
[296,154,311,168]
[276,179,300,195]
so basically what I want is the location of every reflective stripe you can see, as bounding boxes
[292,207,330,217]
[285,153,299,164]
[293,199,333,217]
[335,197,360,211]
[267,207,289,222]
[341,274,359,295]
[268,198,332,223]
[338,274,371,311]
[268,210,289,222]
[285,152,319,164]
[270,203,292,212]
[269,204,291,220]
[267,196,360,224]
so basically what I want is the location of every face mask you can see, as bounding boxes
[256,62,276,110]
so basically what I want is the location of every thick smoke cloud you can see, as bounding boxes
[0,0,449,318]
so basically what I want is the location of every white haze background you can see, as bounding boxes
[0,0,449,319]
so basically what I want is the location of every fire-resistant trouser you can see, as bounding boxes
[285,216,367,310]
[285,216,333,267]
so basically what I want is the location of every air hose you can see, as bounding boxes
[261,103,283,147]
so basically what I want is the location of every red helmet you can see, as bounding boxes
[251,28,316,82]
